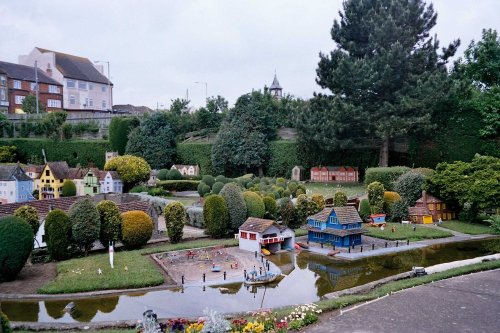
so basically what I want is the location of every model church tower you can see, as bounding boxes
[269,74,282,99]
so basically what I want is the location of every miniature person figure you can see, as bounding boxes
[438,218,443,225]
[391,226,396,233]
[413,225,416,232]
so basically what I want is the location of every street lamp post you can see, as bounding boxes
[94,60,112,111]
[194,81,208,105]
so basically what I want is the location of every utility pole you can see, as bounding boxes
[35,61,39,114]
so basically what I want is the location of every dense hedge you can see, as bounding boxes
[157,180,200,191]
[121,211,153,249]
[45,209,72,260]
[267,141,301,178]
[0,138,110,169]
[220,183,247,230]
[0,216,33,281]
[164,201,186,243]
[109,117,139,155]
[69,198,100,255]
[243,191,265,218]
[96,200,122,247]
[364,166,410,191]
[177,143,214,175]
[203,194,230,238]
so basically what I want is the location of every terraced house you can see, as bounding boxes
[38,161,71,200]
[0,164,33,204]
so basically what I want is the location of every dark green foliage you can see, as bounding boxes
[61,123,73,139]
[0,138,110,169]
[109,117,139,155]
[201,184,211,197]
[197,181,206,196]
[263,195,278,219]
[177,143,214,176]
[1,312,12,333]
[61,179,77,197]
[42,111,67,139]
[69,198,100,255]
[71,121,99,135]
[167,169,183,180]
[203,195,230,238]
[280,199,298,228]
[390,200,409,222]
[164,201,186,243]
[212,181,224,194]
[368,182,385,214]
[215,175,227,183]
[126,112,176,169]
[129,184,149,193]
[486,215,500,234]
[364,167,410,191]
[0,145,16,162]
[157,180,200,192]
[22,94,46,114]
[96,200,122,247]
[202,175,215,187]
[45,209,72,260]
[296,194,318,226]
[243,191,265,218]
[0,216,33,281]
[220,182,247,230]
[13,205,39,236]
[333,191,348,207]
[267,141,301,178]
[359,199,371,221]
[395,172,426,206]
[157,169,169,181]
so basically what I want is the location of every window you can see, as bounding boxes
[240,232,248,239]
[329,216,338,224]
[85,97,89,107]
[102,100,107,109]
[428,204,434,211]
[47,99,61,108]
[48,85,59,93]
[0,75,6,86]
[93,187,97,193]
[0,88,6,101]
[70,95,76,105]
[101,85,107,92]
[89,83,93,90]
[89,98,93,107]
[313,232,322,239]
[249,233,256,240]
[78,81,87,90]
[60,179,63,183]
[442,203,446,210]
[313,221,322,228]
[67,80,75,88]
[13,80,21,89]
[15,95,25,104]
[30,82,38,91]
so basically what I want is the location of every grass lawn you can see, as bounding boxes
[439,220,496,235]
[304,182,366,198]
[364,222,452,241]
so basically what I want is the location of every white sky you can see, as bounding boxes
[0,0,498,109]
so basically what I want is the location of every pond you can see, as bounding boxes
[2,237,499,323]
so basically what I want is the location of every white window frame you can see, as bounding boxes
[48,85,59,93]
[30,82,37,91]
[0,88,6,101]
[47,99,61,108]
[67,80,75,88]
[0,75,6,86]
[15,95,25,104]
[69,95,76,105]
[89,98,93,107]
[101,85,107,92]
[102,100,107,109]
[78,81,87,90]
[13,80,21,89]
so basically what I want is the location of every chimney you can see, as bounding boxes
[422,190,428,206]
[46,63,52,77]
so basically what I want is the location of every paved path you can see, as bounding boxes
[304,269,500,333]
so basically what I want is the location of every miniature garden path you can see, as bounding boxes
[304,269,500,333]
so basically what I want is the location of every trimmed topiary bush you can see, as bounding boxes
[333,191,348,207]
[311,194,326,211]
[164,201,186,244]
[394,172,425,206]
[61,179,77,197]
[121,210,153,249]
[215,175,227,183]
[263,195,278,219]
[367,181,385,214]
[203,194,230,238]
[296,188,305,196]
[212,181,224,194]
[383,191,402,214]
[0,216,33,281]
[105,155,151,188]
[359,198,371,221]
[96,200,122,247]
[364,166,410,191]
[157,180,200,191]
[45,209,72,260]
[243,191,265,218]
[202,175,215,187]
[167,169,183,180]
[69,198,100,256]
[157,169,169,181]
[14,205,39,236]
[220,183,247,231]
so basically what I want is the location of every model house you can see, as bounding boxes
[0,164,33,203]
[310,166,359,183]
[409,191,455,224]
[83,168,101,196]
[171,164,200,177]
[38,162,71,200]
[148,170,159,186]
[68,168,86,196]
[236,217,295,253]
[306,206,364,247]
[291,166,305,181]
[99,171,123,194]
[0,61,63,114]
[19,47,112,112]
[25,165,44,191]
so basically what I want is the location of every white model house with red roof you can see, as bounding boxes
[236,217,295,253]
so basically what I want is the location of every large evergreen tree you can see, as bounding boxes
[315,0,459,166]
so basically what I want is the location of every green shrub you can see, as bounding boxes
[158,180,200,192]
[333,191,348,207]
[0,145,16,162]
[167,169,183,180]
[212,181,225,194]
[394,172,425,206]
[157,169,169,181]
[296,194,318,226]
[61,179,77,197]
[96,200,122,247]
[69,198,100,255]
[202,175,215,187]
[105,155,151,188]
[267,141,300,178]
[177,142,214,176]
[364,166,410,191]
[220,183,247,230]
[383,191,402,214]
[390,200,409,222]
[197,181,207,196]
[296,188,305,196]
[148,187,170,197]
[1,312,12,333]
[243,191,265,218]
[164,201,186,243]
[62,123,73,139]
[14,205,39,236]
[120,210,153,249]
[311,194,326,211]
[359,198,371,221]
[411,167,435,178]
[280,199,298,228]
[45,209,72,260]
[368,181,385,214]
[263,195,278,219]
[203,195,230,238]
[109,117,139,155]
[0,216,33,281]
[288,182,298,195]
[215,175,227,183]
[129,184,149,193]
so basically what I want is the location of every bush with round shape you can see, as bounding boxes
[368,181,385,214]
[364,166,410,191]
[197,181,206,196]
[201,184,211,197]
[167,169,183,180]
[61,179,77,197]
[45,209,72,260]
[121,211,153,249]
[383,191,402,214]
[390,200,409,222]
[394,172,425,206]
[283,189,291,198]
[202,175,215,187]
[69,198,100,256]
[212,181,225,194]
[311,194,326,211]
[215,175,226,183]
[296,188,305,196]
[157,169,169,181]
[96,200,122,247]
[164,201,186,243]
[203,195,230,238]
[105,155,151,188]
[243,191,265,218]
[295,194,312,226]
[333,191,348,207]
[288,182,298,195]
[220,183,247,230]
[0,216,33,281]
[14,205,39,236]
[280,199,299,228]
[359,199,371,221]
[263,195,278,219]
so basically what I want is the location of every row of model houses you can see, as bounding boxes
[0,162,123,204]
[0,47,112,114]
[291,166,359,182]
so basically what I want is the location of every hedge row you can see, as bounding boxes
[177,143,214,176]
[157,180,201,191]
[267,140,300,178]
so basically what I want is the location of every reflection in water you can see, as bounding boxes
[2,238,499,323]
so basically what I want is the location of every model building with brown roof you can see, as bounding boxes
[409,191,455,224]
[237,217,295,253]
[310,166,359,183]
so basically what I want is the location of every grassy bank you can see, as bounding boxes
[364,222,452,241]
[439,220,496,235]
[304,182,366,198]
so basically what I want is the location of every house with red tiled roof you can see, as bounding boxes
[236,217,295,253]
[409,191,456,224]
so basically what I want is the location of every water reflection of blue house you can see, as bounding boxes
[306,206,364,247]
[309,262,363,289]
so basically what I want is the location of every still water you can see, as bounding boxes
[2,238,499,323]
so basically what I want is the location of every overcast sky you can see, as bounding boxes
[1,0,498,109]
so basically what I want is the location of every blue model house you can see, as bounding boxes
[0,164,34,204]
[306,206,364,247]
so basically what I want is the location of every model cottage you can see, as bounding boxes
[236,217,295,254]
[306,206,364,247]
[409,191,455,224]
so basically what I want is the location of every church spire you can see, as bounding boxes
[269,73,282,99]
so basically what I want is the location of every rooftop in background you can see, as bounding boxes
[0,61,62,86]
[0,164,32,181]
[113,104,153,114]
